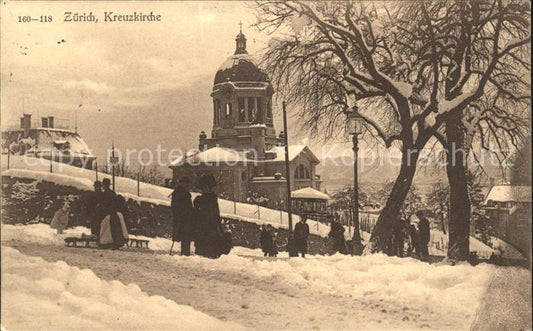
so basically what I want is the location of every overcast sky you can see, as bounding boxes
[1,1,388,170]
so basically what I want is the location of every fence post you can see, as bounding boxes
[6,150,10,170]
[95,162,98,181]
[49,150,53,173]
[138,175,142,196]
[257,205,260,220]
[234,199,237,215]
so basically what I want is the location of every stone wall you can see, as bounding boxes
[1,175,330,255]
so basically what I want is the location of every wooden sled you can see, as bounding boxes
[127,238,150,249]
[64,236,98,248]
[64,237,150,249]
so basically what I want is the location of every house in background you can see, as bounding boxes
[484,185,532,260]
[2,114,96,169]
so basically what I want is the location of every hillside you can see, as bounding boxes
[318,155,505,193]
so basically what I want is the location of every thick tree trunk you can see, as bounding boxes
[445,112,471,261]
[363,149,419,255]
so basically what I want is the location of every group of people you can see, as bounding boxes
[391,211,430,260]
[171,175,231,258]
[50,178,129,249]
[87,178,130,249]
[260,219,310,258]
[50,175,434,260]
[50,178,130,250]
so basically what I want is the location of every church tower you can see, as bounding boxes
[199,26,282,159]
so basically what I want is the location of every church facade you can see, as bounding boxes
[170,29,323,209]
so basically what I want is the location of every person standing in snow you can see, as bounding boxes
[219,221,233,255]
[50,202,70,234]
[260,224,271,257]
[86,180,103,237]
[171,177,196,256]
[294,218,310,257]
[416,211,430,261]
[194,175,222,258]
[328,220,346,254]
[100,178,116,217]
[267,224,278,257]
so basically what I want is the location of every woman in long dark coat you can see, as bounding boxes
[294,219,310,257]
[194,175,222,258]
[171,177,196,256]
[260,225,271,257]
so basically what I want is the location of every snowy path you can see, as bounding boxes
[4,240,471,330]
[471,266,532,331]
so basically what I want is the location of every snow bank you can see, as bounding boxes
[1,246,244,330]
[165,247,494,329]
[3,169,94,192]
[429,229,496,259]
[1,223,174,252]
[490,236,526,260]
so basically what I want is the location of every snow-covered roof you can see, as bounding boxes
[251,176,286,183]
[217,53,258,71]
[170,145,320,167]
[265,145,320,163]
[214,53,268,86]
[3,128,94,157]
[291,187,330,200]
[484,185,532,204]
[169,147,246,167]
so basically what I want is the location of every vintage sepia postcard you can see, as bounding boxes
[1,1,531,330]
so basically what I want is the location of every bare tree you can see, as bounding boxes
[426,0,531,259]
[253,0,530,259]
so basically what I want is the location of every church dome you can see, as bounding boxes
[213,28,269,86]
[214,54,268,85]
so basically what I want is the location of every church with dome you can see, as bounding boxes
[170,28,324,210]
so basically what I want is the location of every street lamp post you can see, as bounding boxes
[346,106,364,255]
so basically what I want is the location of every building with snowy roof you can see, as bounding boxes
[484,185,531,260]
[170,28,323,210]
[2,114,95,169]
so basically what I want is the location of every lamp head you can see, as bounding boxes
[345,105,364,135]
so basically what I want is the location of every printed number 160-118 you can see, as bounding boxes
[18,16,53,23]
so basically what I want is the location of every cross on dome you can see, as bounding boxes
[235,22,247,54]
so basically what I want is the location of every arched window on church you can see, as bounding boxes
[225,103,232,118]
[295,164,310,179]
[267,97,273,118]
[256,97,264,123]
[238,97,245,122]
[247,96,255,122]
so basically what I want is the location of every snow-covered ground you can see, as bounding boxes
[1,246,244,331]
[1,223,506,330]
